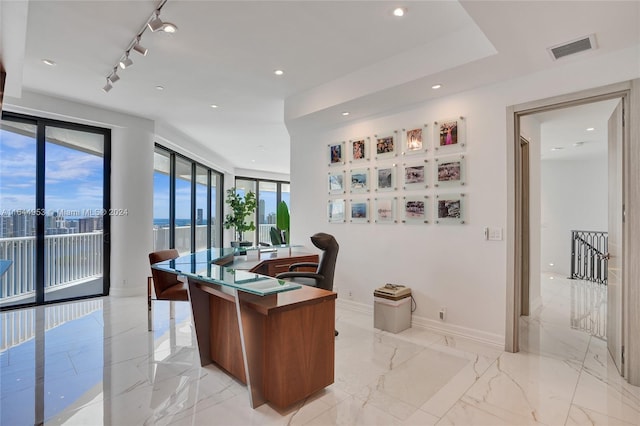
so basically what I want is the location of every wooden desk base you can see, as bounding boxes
[188,279,336,409]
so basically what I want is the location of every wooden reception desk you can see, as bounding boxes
[152,247,336,409]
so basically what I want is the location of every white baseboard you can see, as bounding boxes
[337,298,504,348]
[109,286,145,298]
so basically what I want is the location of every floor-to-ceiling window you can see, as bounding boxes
[0,112,110,309]
[235,177,290,246]
[153,144,222,253]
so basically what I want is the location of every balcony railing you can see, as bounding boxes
[1,224,279,303]
[0,232,103,304]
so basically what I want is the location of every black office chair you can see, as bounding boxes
[276,232,339,335]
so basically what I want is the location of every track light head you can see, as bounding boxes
[102,78,113,93]
[161,22,178,33]
[133,37,148,56]
[148,11,164,32]
[119,52,133,69]
[108,68,120,83]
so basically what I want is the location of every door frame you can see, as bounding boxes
[506,79,640,386]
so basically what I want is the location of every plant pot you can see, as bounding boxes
[231,241,252,255]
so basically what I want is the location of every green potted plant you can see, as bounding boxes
[276,201,290,244]
[223,187,257,247]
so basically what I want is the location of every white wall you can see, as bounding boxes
[287,46,639,345]
[541,157,608,276]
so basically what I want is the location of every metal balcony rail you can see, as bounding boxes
[570,230,608,285]
[0,232,104,303]
[0,224,279,300]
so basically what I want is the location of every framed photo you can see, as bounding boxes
[402,125,428,156]
[375,164,396,192]
[349,199,369,223]
[402,160,429,190]
[349,168,369,193]
[374,130,398,160]
[328,170,346,194]
[374,197,397,223]
[435,193,466,224]
[433,117,466,154]
[434,155,466,187]
[402,196,429,224]
[328,141,346,166]
[328,199,346,223]
[349,137,370,163]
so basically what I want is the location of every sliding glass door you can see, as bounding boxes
[0,113,110,309]
[0,119,38,307]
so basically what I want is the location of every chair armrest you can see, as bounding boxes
[276,272,325,282]
[288,262,318,272]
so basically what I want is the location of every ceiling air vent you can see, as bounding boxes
[548,34,597,60]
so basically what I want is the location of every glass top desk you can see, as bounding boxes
[151,247,336,409]
[151,247,302,296]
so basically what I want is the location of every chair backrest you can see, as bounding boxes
[310,232,339,291]
[149,249,181,298]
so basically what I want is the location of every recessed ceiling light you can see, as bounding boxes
[393,7,406,17]
[274,69,284,76]
[551,147,564,151]
[210,104,219,109]
[431,84,442,90]
[155,85,164,91]
[42,59,56,66]
[586,127,595,131]
[341,112,350,116]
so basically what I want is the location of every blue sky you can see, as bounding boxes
[1,127,289,223]
[0,129,103,217]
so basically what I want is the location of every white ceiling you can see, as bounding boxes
[2,1,639,174]
[532,99,620,161]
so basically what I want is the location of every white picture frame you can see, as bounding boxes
[433,117,466,154]
[328,141,346,166]
[349,137,370,163]
[375,164,396,192]
[374,130,398,160]
[402,124,428,156]
[328,170,346,194]
[374,197,397,223]
[328,199,346,223]
[434,154,466,187]
[435,193,466,224]
[402,160,429,190]
[349,198,370,223]
[349,168,370,193]
[402,195,429,224]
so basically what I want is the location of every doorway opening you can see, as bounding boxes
[506,80,640,385]
[518,99,619,363]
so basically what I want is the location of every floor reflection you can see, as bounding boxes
[0,297,193,425]
[570,278,607,339]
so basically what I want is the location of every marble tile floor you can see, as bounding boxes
[1,274,638,425]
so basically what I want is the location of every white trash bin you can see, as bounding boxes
[373,285,411,333]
